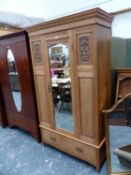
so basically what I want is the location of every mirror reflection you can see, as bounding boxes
[106,94,131,174]
[48,43,74,132]
[7,48,22,112]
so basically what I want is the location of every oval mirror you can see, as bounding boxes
[7,48,22,112]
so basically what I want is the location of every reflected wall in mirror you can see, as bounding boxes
[7,48,22,112]
[103,93,131,175]
[48,43,74,132]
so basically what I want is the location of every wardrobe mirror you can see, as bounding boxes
[104,93,131,175]
[7,48,22,112]
[48,43,74,132]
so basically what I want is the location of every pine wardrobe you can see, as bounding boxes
[27,8,113,170]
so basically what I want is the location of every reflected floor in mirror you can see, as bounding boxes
[54,101,74,132]
[0,127,106,175]
[12,91,21,111]
[109,125,131,173]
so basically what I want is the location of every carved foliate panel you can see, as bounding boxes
[32,41,42,65]
[77,34,92,64]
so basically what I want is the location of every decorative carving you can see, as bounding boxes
[79,36,90,64]
[32,41,42,64]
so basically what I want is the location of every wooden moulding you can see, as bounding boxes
[26,8,113,36]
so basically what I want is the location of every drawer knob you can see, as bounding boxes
[76,147,83,153]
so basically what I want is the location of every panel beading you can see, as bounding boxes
[79,36,90,64]
[32,41,42,64]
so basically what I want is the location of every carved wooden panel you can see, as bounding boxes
[77,34,92,64]
[32,41,42,64]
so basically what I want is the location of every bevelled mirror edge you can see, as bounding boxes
[102,93,131,175]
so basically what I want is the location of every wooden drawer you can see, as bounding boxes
[41,127,97,166]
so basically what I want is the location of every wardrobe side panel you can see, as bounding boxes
[96,25,111,143]
[30,36,49,124]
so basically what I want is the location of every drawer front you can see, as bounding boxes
[41,128,97,166]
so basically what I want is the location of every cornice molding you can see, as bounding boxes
[26,8,113,34]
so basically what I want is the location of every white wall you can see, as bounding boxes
[0,0,131,38]
[0,0,131,20]
[112,11,131,38]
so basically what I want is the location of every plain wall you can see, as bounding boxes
[111,37,131,103]
[126,39,131,67]
[111,37,127,69]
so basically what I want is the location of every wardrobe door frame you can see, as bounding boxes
[72,26,98,145]
[43,30,79,136]
[29,35,50,127]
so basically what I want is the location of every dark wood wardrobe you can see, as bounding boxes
[0,31,40,141]
[0,86,7,127]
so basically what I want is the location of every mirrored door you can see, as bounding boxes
[48,42,74,132]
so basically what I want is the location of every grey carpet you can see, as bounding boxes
[0,127,106,175]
